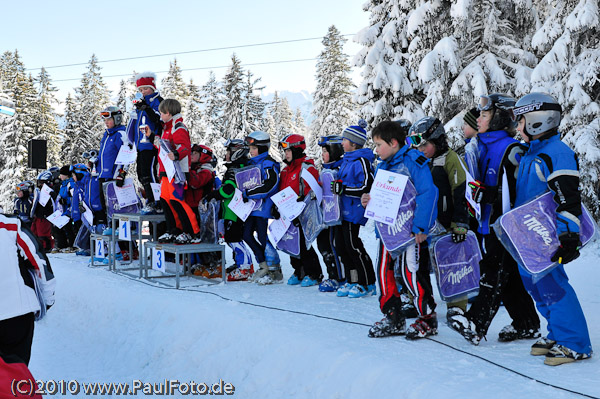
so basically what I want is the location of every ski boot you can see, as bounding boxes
[498,325,541,342]
[406,312,438,340]
[369,308,406,338]
[250,261,269,282]
[448,314,481,345]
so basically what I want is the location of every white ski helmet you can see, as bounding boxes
[245,130,270,148]
[512,92,562,137]
[101,106,124,126]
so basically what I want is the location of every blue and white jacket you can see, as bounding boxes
[70,172,89,222]
[99,125,126,179]
[245,152,280,219]
[127,92,163,151]
[475,129,524,235]
[515,133,581,236]
[84,174,103,212]
[337,148,375,225]
[376,144,438,235]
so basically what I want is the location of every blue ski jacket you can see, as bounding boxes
[58,178,73,215]
[70,172,89,222]
[245,152,280,219]
[128,92,162,151]
[475,129,523,235]
[337,148,375,225]
[84,175,103,212]
[99,125,126,179]
[515,133,581,236]
[375,144,438,235]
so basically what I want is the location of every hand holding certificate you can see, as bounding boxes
[364,170,409,225]
[270,187,305,222]
[229,188,255,222]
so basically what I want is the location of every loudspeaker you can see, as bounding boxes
[28,139,47,169]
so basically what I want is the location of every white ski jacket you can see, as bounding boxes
[0,214,56,321]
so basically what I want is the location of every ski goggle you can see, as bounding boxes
[279,139,304,149]
[406,134,426,147]
[82,150,98,159]
[478,95,494,111]
[510,102,562,122]
[318,136,343,146]
[100,111,113,119]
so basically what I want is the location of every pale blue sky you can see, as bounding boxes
[4,0,369,102]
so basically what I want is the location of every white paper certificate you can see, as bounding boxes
[158,148,176,181]
[114,178,139,208]
[300,168,323,205]
[268,217,291,244]
[270,187,305,222]
[115,144,137,165]
[39,184,53,207]
[47,209,70,228]
[229,188,256,222]
[365,170,409,225]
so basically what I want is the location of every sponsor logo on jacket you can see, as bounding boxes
[523,214,553,245]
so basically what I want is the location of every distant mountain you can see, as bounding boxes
[261,90,314,126]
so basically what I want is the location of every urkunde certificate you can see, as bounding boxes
[365,169,409,225]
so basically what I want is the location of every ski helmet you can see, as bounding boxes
[408,117,445,146]
[70,163,89,181]
[477,93,516,132]
[191,144,214,164]
[37,170,52,182]
[318,135,344,162]
[224,138,249,163]
[245,131,270,148]
[16,181,33,193]
[83,150,99,164]
[100,106,124,126]
[512,92,562,138]
[394,119,413,137]
[47,166,60,184]
[279,134,306,151]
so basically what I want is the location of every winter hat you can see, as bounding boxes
[135,71,157,91]
[59,165,71,176]
[463,108,480,130]
[342,119,368,146]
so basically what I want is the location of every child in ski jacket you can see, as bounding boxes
[513,92,591,365]
[276,134,323,286]
[129,72,163,212]
[448,94,540,345]
[13,183,33,228]
[330,121,376,298]
[242,130,281,283]
[316,135,345,292]
[156,99,200,244]
[364,120,439,339]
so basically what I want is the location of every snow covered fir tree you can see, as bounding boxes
[0,0,598,217]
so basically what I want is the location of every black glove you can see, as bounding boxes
[296,193,305,202]
[127,142,134,150]
[203,190,221,202]
[242,190,249,203]
[452,226,468,243]
[468,180,486,203]
[551,233,581,264]
[272,205,280,220]
[331,180,345,195]
[134,98,148,111]
[59,197,66,206]
[78,202,85,214]
[292,217,301,227]
[115,169,126,188]
[224,169,236,182]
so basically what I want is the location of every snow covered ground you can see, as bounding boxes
[30,223,600,399]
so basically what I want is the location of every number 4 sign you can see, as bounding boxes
[119,219,131,240]
[152,248,165,273]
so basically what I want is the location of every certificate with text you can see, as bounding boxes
[365,170,409,225]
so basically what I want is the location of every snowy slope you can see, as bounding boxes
[30,225,600,399]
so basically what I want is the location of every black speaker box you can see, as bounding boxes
[28,139,47,169]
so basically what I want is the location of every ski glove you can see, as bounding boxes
[115,169,127,188]
[223,169,236,183]
[292,217,301,227]
[331,180,345,195]
[242,190,249,203]
[452,226,468,243]
[134,99,148,111]
[78,202,85,215]
[551,233,581,265]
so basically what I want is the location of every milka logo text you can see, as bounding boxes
[242,177,258,188]
[386,210,413,235]
[523,214,553,245]
[448,265,474,285]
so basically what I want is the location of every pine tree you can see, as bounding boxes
[71,54,111,161]
[34,67,62,168]
[529,0,600,217]
[220,54,246,141]
[184,79,205,144]
[161,59,188,104]
[268,93,294,159]
[353,0,425,127]
[242,70,267,134]
[0,50,39,209]
[311,25,356,142]
[61,93,79,165]
[199,71,223,138]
